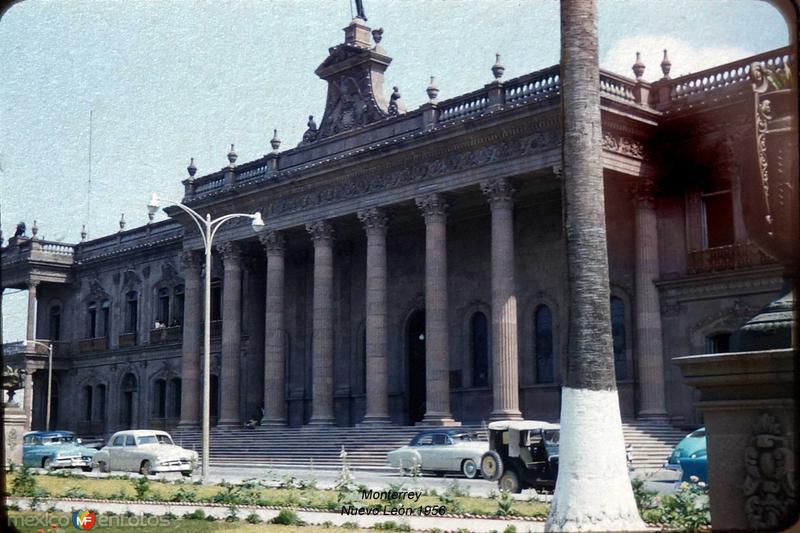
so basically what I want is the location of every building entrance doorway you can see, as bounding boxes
[407,310,426,425]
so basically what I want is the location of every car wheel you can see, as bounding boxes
[97,461,109,473]
[139,460,153,476]
[480,450,504,481]
[81,466,93,473]
[181,471,192,478]
[499,469,521,494]
[461,458,478,479]
[42,457,53,471]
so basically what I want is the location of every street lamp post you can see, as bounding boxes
[23,339,53,431]
[147,193,265,484]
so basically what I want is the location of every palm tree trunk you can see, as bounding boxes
[545,1,645,530]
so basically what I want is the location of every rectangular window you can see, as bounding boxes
[701,190,734,248]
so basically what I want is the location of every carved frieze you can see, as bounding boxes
[744,412,795,529]
[602,132,644,159]
[690,299,761,333]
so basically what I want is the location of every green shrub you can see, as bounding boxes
[631,477,657,513]
[503,525,518,533]
[496,489,517,517]
[374,520,411,531]
[11,464,38,496]
[213,481,244,505]
[383,482,407,506]
[341,521,359,529]
[224,505,239,522]
[270,509,305,526]
[245,512,262,524]
[63,485,87,498]
[170,485,197,502]
[445,479,469,497]
[163,512,177,520]
[656,478,710,532]
[183,509,205,520]
[131,476,150,500]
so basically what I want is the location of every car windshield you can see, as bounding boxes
[42,436,74,445]
[689,429,706,439]
[138,434,174,445]
[156,434,174,445]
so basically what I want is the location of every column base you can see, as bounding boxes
[637,409,670,422]
[260,417,287,426]
[216,418,242,427]
[358,415,392,426]
[307,416,335,426]
[418,413,461,427]
[176,420,201,429]
[489,409,523,422]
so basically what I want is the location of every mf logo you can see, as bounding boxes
[72,510,96,530]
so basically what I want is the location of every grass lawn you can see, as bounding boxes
[5,470,549,518]
[7,511,370,532]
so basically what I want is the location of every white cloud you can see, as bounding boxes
[602,35,752,81]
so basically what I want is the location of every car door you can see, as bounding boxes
[414,434,435,470]
[104,434,123,470]
[22,434,36,466]
[427,433,450,470]
[123,434,138,471]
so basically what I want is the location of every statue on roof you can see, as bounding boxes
[354,0,367,21]
[13,221,26,238]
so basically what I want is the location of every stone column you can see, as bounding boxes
[306,220,335,425]
[217,242,243,426]
[178,251,202,427]
[481,178,523,421]
[260,231,287,425]
[357,208,391,424]
[26,280,39,341]
[22,368,33,431]
[633,180,668,419]
[416,194,458,426]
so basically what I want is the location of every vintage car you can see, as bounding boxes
[480,420,560,493]
[666,427,707,483]
[23,431,97,471]
[92,430,197,476]
[387,429,488,478]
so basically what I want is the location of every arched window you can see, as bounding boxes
[470,312,489,387]
[49,305,61,341]
[87,302,98,338]
[83,385,93,421]
[210,279,222,322]
[168,378,182,418]
[101,300,111,338]
[172,285,184,327]
[535,305,554,383]
[610,297,627,380]
[152,378,167,418]
[706,332,731,353]
[156,287,170,325]
[125,291,139,335]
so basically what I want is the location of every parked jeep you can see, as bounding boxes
[480,420,560,493]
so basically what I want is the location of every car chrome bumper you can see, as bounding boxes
[53,457,92,468]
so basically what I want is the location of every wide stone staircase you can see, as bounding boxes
[172,420,689,472]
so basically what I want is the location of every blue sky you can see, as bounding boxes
[0,0,790,340]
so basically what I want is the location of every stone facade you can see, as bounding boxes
[1,19,790,434]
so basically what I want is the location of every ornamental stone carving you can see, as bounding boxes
[180,250,202,272]
[416,193,447,221]
[690,300,761,333]
[743,412,796,529]
[216,242,242,265]
[306,220,335,243]
[481,178,515,206]
[160,261,181,284]
[259,231,286,254]
[630,177,657,208]
[88,279,109,300]
[602,132,645,159]
[357,208,388,233]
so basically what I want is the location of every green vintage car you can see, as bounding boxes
[23,431,97,471]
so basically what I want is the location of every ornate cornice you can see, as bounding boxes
[357,207,388,233]
[306,220,335,244]
[416,193,447,221]
[481,177,515,207]
[259,231,286,254]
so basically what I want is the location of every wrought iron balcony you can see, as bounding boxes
[687,243,776,274]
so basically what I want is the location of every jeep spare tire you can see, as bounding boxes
[480,450,503,481]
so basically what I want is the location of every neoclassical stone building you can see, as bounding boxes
[2,18,791,434]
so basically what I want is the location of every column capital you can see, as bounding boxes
[180,250,203,272]
[481,178,515,206]
[27,280,40,291]
[306,220,335,244]
[216,241,242,265]
[259,231,286,254]
[416,193,448,221]
[357,207,389,233]
[630,177,656,209]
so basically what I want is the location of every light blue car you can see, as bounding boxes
[23,431,97,471]
[665,427,707,483]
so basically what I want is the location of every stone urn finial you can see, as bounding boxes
[187,157,197,178]
[80,224,87,242]
[31,220,39,240]
[632,51,646,80]
[270,129,281,153]
[426,76,439,101]
[119,213,126,231]
[227,144,238,167]
[492,53,505,80]
[372,27,383,47]
[660,49,672,79]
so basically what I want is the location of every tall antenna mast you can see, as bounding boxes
[86,109,93,240]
